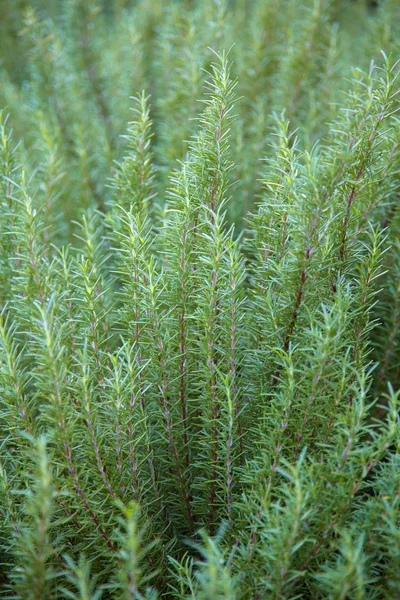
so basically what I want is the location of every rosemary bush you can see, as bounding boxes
[1,1,400,598]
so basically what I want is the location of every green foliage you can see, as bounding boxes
[0,1,400,598]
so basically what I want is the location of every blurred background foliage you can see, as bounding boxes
[0,0,399,240]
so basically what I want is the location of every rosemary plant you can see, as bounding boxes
[1,1,400,598]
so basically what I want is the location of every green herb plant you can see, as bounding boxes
[1,1,400,598]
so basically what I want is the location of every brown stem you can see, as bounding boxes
[231,273,243,459]
[179,231,190,469]
[152,305,195,531]
[208,267,219,531]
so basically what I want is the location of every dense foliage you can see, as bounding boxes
[1,1,400,598]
